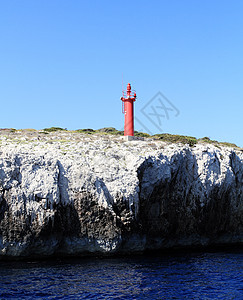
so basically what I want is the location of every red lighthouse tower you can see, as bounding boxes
[121,83,137,136]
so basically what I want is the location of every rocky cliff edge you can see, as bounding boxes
[0,130,242,258]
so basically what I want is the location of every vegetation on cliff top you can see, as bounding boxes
[73,127,239,148]
[0,127,240,149]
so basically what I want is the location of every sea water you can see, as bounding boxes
[0,249,242,299]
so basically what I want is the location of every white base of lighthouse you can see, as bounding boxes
[121,136,144,142]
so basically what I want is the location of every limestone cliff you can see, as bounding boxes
[0,130,242,258]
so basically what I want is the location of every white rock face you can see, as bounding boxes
[0,130,242,258]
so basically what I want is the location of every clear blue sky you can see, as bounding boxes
[0,0,242,146]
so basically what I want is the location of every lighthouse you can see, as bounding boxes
[121,83,137,136]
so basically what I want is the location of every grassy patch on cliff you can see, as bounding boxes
[198,137,239,148]
[153,133,198,146]
[153,134,239,148]
[75,128,96,134]
[43,127,67,132]
[0,127,240,149]
[97,127,124,135]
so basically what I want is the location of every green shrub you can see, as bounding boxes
[134,131,151,138]
[97,128,124,135]
[43,127,66,132]
[199,136,239,148]
[97,127,123,135]
[199,137,218,144]
[219,142,238,148]
[153,133,197,146]
[98,127,117,133]
[75,128,95,134]
[201,137,211,141]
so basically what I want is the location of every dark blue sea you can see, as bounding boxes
[0,249,242,299]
